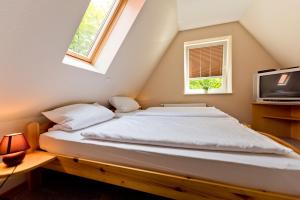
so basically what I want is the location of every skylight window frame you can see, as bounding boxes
[66,0,127,64]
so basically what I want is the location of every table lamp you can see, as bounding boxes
[0,133,30,167]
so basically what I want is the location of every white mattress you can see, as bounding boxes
[40,123,300,196]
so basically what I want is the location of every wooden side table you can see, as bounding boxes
[0,151,56,191]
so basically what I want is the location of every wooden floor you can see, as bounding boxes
[2,169,170,200]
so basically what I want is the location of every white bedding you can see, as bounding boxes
[81,107,292,155]
[136,106,230,117]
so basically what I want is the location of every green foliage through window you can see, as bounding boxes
[189,78,222,90]
[68,0,116,56]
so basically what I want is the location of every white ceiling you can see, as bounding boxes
[177,0,253,31]
[240,0,300,67]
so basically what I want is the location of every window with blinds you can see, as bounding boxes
[189,45,223,78]
[184,36,232,95]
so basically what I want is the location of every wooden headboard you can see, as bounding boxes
[25,121,53,153]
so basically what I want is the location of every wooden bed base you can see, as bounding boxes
[25,121,300,200]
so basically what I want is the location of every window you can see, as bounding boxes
[67,0,126,64]
[184,36,232,94]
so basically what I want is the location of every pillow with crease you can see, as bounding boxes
[109,96,140,113]
[42,103,115,131]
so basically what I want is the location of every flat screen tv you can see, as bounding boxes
[255,67,300,102]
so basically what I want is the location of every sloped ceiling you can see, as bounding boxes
[177,0,300,67]
[177,0,252,30]
[240,0,300,67]
[0,0,177,122]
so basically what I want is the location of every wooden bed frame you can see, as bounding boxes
[25,121,300,200]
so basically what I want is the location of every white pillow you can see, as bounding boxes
[109,96,140,113]
[42,103,115,131]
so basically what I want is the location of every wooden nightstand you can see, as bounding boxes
[0,151,56,191]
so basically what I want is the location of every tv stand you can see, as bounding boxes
[256,100,300,105]
[252,103,300,149]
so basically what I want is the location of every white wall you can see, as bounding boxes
[0,0,177,123]
[240,0,300,67]
[138,22,280,123]
[0,0,178,193]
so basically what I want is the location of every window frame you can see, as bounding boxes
[184,35,232,95]
[66,0,127,64]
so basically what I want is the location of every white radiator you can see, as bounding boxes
[161,103,207,107]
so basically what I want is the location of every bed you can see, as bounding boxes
[26,107,300,200]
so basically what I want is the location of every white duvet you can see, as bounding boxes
[136,106,231,117]
[81,107,293,155]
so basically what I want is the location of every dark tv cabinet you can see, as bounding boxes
[252,102,300,150]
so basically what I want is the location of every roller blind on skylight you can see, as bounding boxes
[189,45,223,78]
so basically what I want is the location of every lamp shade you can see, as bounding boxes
[0,133,30,155]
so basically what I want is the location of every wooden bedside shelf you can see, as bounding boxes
[0,151,56,178]
[263,115,300,121]
[252,103,300,154]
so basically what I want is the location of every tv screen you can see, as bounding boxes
[259,70,300,99]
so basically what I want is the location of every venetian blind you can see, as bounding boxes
[189,45,223,78]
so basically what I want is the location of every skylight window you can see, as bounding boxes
[67,0,126,64]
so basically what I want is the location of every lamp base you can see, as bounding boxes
[2,151,26,167]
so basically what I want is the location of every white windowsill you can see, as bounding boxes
[184,89,233,95]
[184,92,233,95]
[62,55,107,74]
